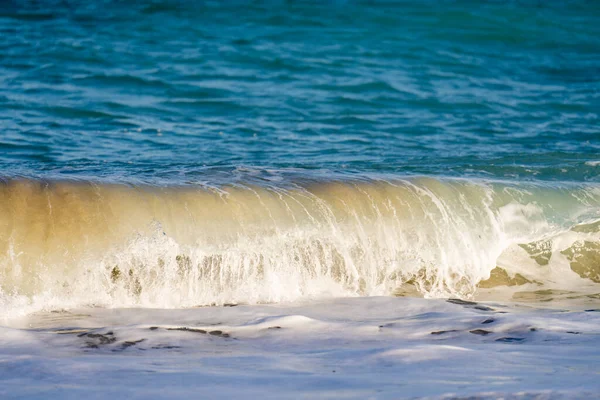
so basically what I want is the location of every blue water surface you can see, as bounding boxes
[1,0,599,184]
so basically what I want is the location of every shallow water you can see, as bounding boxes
[2,297,600,399]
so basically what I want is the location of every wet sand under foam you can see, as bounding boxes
[1,297,599,399]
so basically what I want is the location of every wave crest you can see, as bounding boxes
[1,177,599,315]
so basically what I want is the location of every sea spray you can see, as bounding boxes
[1,177,600,314]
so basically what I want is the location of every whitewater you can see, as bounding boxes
[1,176,600,314]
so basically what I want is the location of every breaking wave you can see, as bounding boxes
[1,176,600,315]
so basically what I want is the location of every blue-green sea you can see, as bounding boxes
[1,1,599,184]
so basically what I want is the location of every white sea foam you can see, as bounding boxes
[1,297,599,399]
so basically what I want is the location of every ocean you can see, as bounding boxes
[1,1,599,398]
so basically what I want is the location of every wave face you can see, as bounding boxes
[1,177,600,314]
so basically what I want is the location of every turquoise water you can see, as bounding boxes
[1,1,599,184]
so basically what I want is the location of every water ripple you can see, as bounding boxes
[0,1,598,183]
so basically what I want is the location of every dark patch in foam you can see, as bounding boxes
[481,318,495,324]
[54,329,90,335]
[431,330,459,335]
[469,329,492,336]
[167,327,207,334]
[152,344,181,350]
[78,331,117,348]
[447,298,477,306]
[496,337,525,343]
[116,339,145,351]
[166,326,230,338]
[446,298,495,312]
[210,330,230,337]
